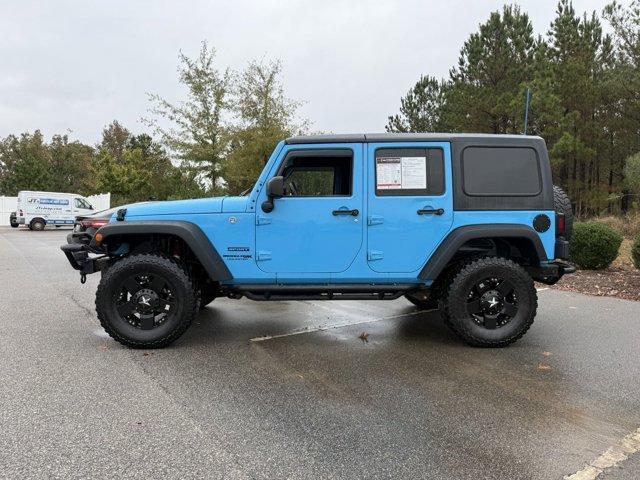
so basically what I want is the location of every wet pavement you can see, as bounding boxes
[1,227,639,479]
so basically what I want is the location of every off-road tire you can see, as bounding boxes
[95,253,197,348]
[441,256,537,347]
[10,221,19,228]
[553,185,573,240]
[30,219,45,231]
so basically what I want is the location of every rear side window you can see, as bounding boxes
[279,149,352,197]
[462,147,541,196]
[375,148,445,196]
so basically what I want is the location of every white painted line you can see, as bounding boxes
[536,287,549,292]
[250,309,428,343]
[564,427,640,480]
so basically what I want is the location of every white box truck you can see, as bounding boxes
[15,191,95,230]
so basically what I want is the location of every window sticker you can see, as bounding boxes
[376,156,427,190]
[376,158,402,189]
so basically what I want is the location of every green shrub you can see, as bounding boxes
[570,221,622,269]
[632,236,640,270]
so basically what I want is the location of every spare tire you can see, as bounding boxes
[553,185,573,240]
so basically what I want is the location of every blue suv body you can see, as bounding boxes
[62,133,574,348]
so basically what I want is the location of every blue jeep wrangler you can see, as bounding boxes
[62,133,574,348]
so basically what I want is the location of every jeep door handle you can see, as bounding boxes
[417,208,444,216]
[332,209,359,217]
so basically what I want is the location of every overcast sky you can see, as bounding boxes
[0,0,616,144]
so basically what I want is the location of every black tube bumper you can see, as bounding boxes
[60,234,107,275]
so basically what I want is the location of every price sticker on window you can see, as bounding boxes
[376,156,427,190]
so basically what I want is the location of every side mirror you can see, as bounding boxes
[267,176,284,198]
[262,176,284,213]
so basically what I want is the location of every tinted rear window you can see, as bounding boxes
[462,147,541,196]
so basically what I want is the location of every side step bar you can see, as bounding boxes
[226,283,423,301]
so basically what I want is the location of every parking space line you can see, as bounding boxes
[564,427,640,479]
[250,309,429,343]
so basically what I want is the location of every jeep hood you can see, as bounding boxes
[113,196,249,219]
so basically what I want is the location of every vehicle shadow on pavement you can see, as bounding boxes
[180,302,460,349]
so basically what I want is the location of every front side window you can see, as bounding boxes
[75,198,92,209]
[279,150,353,197]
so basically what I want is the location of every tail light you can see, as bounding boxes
[80,218,110,229]
[556,213,566,237]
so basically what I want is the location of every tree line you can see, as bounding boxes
[0,42,304,206]
[0,1,639,217]
[387,0,640,217]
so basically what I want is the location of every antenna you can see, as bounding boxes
[523,88,532,135]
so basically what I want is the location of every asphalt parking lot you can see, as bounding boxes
[1,226,639,479]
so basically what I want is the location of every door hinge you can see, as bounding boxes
[367,250,384,261]
[367,215,384,226]
[256,215,271,226]
[257,251,272,261]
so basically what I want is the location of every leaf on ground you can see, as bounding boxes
[537,362,552,371]
[541,351,552,356]
[358,332,369,343]
[143,352,154,357]
[99,345,108,351]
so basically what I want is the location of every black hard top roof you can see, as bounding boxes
[285,133,542,144]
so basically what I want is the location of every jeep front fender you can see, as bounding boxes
[92,220,233,282]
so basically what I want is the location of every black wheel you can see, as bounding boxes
[553,185,573,239]
[10,221,19,228]
[95,253,197,348]
[198,282,218,310]
[30,219,45,231]
[442,257,537,347]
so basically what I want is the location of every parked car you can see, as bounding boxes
[9,211,19,228]
[62,133,574,349]
[16,191,95,231]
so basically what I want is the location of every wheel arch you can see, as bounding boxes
[419,224,548,282]
[93,221,233,282]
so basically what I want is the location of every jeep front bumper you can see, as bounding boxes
[60,233,108,277]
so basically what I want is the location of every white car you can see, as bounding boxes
[15,191,95,231]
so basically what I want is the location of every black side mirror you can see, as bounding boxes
[267,176,284,197]
[262,176,284,213]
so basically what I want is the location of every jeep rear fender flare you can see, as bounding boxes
[418,224,548,281]
[94,221,232,282]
